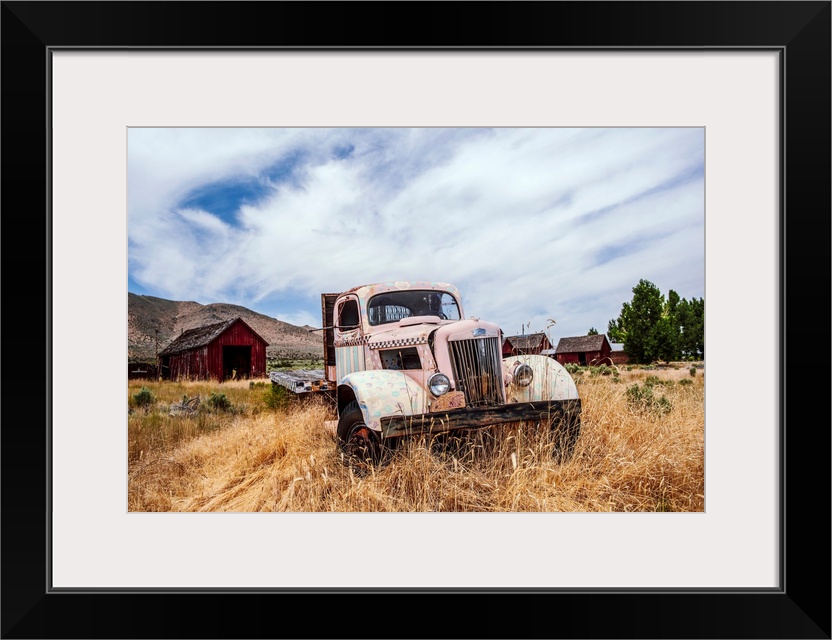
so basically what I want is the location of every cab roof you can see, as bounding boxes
[341,281,461,302]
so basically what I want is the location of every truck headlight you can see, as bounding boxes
[513,363,534,387]
[428,373,451,396]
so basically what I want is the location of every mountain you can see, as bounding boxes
[128,293,323,362]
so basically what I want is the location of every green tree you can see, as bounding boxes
[677,296,704,359]
[587,327,599,335]
[608,279,699,364]
[657,289,681,360]
[653,314,679,362]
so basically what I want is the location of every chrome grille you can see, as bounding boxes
[448,336,504,407]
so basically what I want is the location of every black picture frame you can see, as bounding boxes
[2,2,829,638]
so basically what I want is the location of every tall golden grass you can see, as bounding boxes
[128,366,704,512]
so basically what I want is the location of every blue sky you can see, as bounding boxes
[127,127,704,340]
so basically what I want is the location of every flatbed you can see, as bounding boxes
[269,369,333,395]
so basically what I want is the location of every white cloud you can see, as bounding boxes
[128,127,704,340]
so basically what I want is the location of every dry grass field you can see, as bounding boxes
[128,364,704,512]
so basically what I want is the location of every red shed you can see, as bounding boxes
[503,332,552,357]
[157,317,267,381]
[555,334,614,367]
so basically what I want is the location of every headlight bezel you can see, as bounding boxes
[428,372,451,397]
[513,363,534,387]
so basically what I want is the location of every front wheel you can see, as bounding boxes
[337,401,381,473]
[550,411,581,462]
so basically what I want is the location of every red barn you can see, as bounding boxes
[555,334,614,367]
[503,332,553,357]
[157,317,267,381]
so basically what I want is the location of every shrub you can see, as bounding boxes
[132,386,155,409]
[654,395,673,414]
[626,383,648,405]
[626,383,672,415]
[689,366,697,377]
[644,375,662,388]
[250,380,268,389]
[206,392,232,412]
[263,384,293,410]
[679,378,693,387]
[585,365,613,377]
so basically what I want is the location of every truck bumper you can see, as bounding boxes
[380,398,581,439]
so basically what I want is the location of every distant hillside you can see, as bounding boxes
[128,293,323,362]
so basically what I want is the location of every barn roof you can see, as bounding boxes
[504,332,550,350]
[158,317,266,355]
[555,334,611,353]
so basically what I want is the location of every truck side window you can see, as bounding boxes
[339,299,360,328]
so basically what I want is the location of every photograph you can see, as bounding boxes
[127,126,706,513]
[2,0,828,638]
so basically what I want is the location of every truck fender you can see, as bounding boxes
[502,354,580,403]
[338,370,427,433]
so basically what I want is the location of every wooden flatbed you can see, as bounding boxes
[269,369,333,395]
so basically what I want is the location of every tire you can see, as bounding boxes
[337,401,381,473]
[551,410,581,462]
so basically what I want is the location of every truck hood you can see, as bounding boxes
[432,318,502,342]
[365,317,449,348]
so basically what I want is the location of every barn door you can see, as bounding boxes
[223,346,251,380]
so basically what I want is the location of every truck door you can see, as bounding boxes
[321,293,339,384]
[333,295,366,382]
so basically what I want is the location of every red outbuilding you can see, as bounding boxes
[502,332,553,357]
[157,317,267,381]
[555,334,615,367]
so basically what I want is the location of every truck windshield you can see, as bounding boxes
[367,290,461,326]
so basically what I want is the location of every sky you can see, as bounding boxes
[127,127,704,343]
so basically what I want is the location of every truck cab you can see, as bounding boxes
[321,281,581,468]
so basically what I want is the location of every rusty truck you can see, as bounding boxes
[270,281,581,468]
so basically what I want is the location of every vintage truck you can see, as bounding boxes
[270,281,581,468]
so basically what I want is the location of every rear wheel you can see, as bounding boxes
[337,401,381,473]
